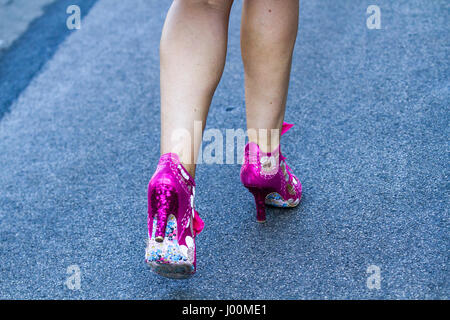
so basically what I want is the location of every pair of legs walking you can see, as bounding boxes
[146,0,301,279]
[161,0,299,176]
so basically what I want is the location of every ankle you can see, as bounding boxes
[182,162,196,178]
[248,138,280,155]
[247,129,281,154]
[159,152,196,178]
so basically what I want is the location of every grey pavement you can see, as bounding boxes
[0,0,448,299]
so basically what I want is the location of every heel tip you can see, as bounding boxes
[155,236,164,242]
[256,219,266,223]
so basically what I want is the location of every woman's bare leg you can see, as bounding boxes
[160,0,234,176]
[241,0,299,153]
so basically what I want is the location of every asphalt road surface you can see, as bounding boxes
[0,0,448,299]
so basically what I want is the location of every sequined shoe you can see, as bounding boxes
[240,122,302,222]
[145,153,204,279]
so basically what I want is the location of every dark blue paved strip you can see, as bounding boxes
[0,0,99,120]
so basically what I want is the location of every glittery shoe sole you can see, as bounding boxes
[145,214,195,279]
[265,192,300,208]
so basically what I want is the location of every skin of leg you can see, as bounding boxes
[160,0,234,176]
[241,0,299,153]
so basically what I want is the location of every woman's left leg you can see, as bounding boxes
[146,0,234,279]
[160,0,234,176]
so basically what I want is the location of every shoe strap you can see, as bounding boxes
[159,153,204,236]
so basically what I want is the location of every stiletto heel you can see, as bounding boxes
[150,184,178,242]
[247,187,269,223]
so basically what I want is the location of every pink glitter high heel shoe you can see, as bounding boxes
[240,123,302,222]
[145,153,204,279]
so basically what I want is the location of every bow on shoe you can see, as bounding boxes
[279,122,294,176]
[281,122,294,136]
[192,209,204,237]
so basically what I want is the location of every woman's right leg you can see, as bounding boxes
[239,0,302,222]
[241,0,299,153]
[160,0,234,177]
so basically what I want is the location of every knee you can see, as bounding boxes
[176,0,233,12]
